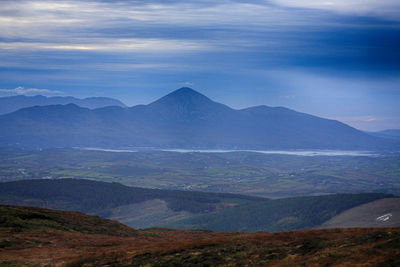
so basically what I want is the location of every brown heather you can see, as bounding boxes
[0,205,399,266]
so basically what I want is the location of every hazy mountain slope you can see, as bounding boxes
[0,104,114,147]
[1,205,399,266]
[0,94,126,114]
[0,87,395,149]
[380,129,400,136]
[318,198,400,228]
[368,129,400,140]
[0,179,392,232]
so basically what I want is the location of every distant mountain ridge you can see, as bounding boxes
[0,94,127,115]
[368,129,400,140]
[0,87,397,149]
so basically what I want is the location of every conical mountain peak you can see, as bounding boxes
[172,87,201,95]
[149,87,214,107]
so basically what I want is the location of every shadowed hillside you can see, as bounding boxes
[0,179,394,232]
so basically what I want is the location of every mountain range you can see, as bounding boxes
[0,94,126,115]
[0,87,396,149]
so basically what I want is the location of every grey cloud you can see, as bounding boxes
[0,86,63,95]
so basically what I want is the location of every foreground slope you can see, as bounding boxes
[0,205,137,236]
[0,179,394,232]
[0,205,399,266]
[0,87,394,149]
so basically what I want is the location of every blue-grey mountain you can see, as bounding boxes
[0,95,126,115]
[368,129,400,140]
[0,87,396,149]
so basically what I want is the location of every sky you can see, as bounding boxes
[0,0,399,131]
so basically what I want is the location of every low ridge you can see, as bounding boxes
[0,94,127,115]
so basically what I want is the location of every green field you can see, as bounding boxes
[0,147,399,198]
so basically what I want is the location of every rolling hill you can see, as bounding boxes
[0,179,395,232]
[319,198,400,228]
[163,193,395,232]
[0,94,126,115]
[0,178,266,229]
[0,205,399,266]
[0,87,395,149]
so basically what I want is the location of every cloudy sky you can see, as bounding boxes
[0,0,399,131]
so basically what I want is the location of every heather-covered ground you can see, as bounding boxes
[0,205,399,266]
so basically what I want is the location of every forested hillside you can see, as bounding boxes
[0,179,393,232]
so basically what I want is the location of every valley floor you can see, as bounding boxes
[2,148,399,199]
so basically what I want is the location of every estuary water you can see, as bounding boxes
[78,147,379,157]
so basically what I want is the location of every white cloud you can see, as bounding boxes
[329,115,399,131]
[0,0,317,53]
[1,0,397,54]
[270,0,400,20]
[181,82,195,87]
[0,38,211,52]
[332,115,385,123]
[0,86,63,95]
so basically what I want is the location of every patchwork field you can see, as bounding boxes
[1,148,399,198]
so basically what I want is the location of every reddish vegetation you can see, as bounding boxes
[0,205,399,266]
